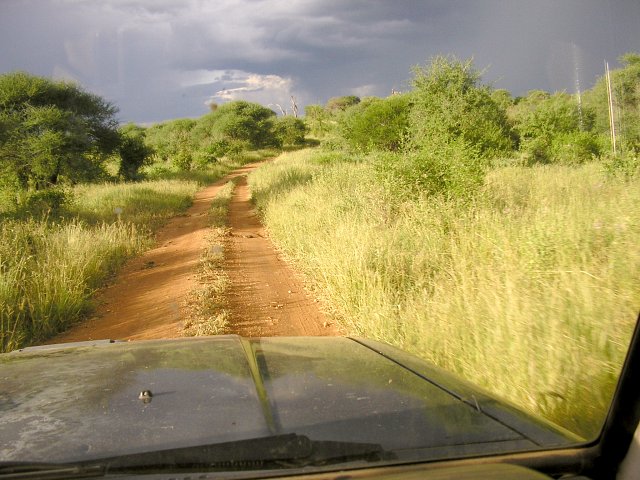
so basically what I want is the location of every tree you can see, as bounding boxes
[326,95,360,112]
[407,56,513,159]
[584,52,640,154]
[337,94,411,152]
[0,71,120,191]
[386,56,513,199]
[118,124,153,180]
[273,116,307,146]
[144,118,196,168]
[214,101,278,147]
[510,90,600,163]
[304,105,331,137]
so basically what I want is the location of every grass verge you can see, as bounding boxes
[248,148,640,439]
[0,155,266,352]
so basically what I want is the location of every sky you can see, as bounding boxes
[1,0,639,124]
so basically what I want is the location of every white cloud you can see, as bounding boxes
[204,71,294,107]
[350,84,379,98]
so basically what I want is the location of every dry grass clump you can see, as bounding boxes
[182,180,236,337]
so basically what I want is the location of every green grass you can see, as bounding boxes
[0,219,147,350]
[0,155,263,352]
[248,148,640,438]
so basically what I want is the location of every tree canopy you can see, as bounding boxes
[0,72,120,191]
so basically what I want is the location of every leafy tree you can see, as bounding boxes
[273,116,307,146]
[207,100,278,148]
[304,104,331,137]
[326,95,360,113]
[118,124,153,180]
[510,90,600,163]
[337,94,410,152]
[407,56,513,159]
[585,52,640,154]
[145,118,196,163]
[0,71,120,191]
[383,56,512,199]
[491,89,514,112]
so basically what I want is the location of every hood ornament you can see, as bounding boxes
[138,390,153,404]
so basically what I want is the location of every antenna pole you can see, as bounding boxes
[605,61,617,155]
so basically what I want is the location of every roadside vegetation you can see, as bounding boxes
[0,71,293,352]
[2,54,639,441]
[249,54,640,438]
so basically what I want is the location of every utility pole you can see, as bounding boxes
[605,61,617,155]
[573,44,584,130]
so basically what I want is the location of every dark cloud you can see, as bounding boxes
[1,0,638,123]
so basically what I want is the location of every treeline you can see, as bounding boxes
[246,54,640,437]
[0,71,307,351]
[304,53,640,195]
[0,72,156,215]
[143,101,305,172]
[0,71,306,217]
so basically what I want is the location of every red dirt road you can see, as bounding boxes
[49,162,339,344]
[224,175,341,336]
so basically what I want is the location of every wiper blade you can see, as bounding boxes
[91,433,394,472]
[0,462,104,480]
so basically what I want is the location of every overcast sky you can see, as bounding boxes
[1,0,639,124]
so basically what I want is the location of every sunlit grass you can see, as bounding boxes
[248,149,640,438]
[0,219,147,351]
[0,160,252,352]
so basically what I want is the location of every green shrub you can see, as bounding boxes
[20,188,72,218]
[407,56,513,159]
[338,95,410,152]
[603,152,640,178]
[273,116,307,146]
[377,138,485,200]
[550,131,602,164]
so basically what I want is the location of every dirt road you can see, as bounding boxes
[49,162,340,344]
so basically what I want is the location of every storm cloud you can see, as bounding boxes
[2,0,639,123]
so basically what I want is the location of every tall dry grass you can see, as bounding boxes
[248,149,640,438]
[1,174,226,352]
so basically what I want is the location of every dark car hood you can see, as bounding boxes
[0,336,577,464]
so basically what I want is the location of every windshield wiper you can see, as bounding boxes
[0,434,392,478]
[0,462,105,480]
[92,433,393,473]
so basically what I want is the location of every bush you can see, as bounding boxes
[603,152,640,178]
[550,131,602,164]
[273,116,306,146]
[173,149,194,171]
[21,188,72,217]
[407,56,513,159]
[377,137,485,200]
[338,95,410,152]
[326,95,360,112]
[118,133,153,180]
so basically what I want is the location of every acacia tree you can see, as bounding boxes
[304,105,331,137]
[393,56,513,198]
[0,72,120,191]
[337,94,411,152]
[326,95,360,112]
[118,123,154,180]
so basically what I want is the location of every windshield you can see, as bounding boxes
[0,0,639,477]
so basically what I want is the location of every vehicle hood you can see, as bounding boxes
[0,336,576,463]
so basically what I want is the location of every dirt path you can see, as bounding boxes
[224,175,341,336]
[49,162,339,344]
